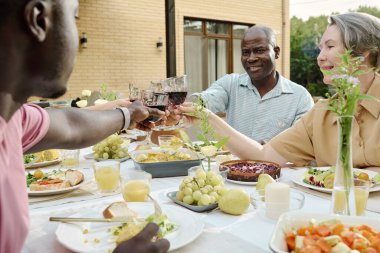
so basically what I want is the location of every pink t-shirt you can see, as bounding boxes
[0,104,50,253]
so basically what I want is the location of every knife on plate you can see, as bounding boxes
[49,217,144,223]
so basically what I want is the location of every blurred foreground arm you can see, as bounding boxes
[29,101,165,152]
[178,103,289,166]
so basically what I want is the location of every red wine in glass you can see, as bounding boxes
[145,104,167,122]
[168,91,187,105]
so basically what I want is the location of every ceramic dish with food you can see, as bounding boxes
[24,149,62,169]
[220,160,281,183]
[129,148,202,178]
[270,212,380,253]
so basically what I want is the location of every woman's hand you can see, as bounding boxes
[113,223,170,253]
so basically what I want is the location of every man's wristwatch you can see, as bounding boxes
[115,107,131,130]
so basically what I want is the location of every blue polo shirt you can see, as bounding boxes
[192,72,314,142]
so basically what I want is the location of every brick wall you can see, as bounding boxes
[66,0,166,99]
[65,0,289,99]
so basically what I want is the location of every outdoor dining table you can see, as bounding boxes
[22,146,380,253]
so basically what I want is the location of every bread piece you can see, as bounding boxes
[65,169,84,186]
[29,179,70,191]
[103,201,138,219]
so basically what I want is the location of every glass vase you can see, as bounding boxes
[331,115,356,215]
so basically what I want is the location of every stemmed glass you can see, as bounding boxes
[165,75,188,107]
[163,75,188,129]
[140,90,168,145]
[129,84,140,102]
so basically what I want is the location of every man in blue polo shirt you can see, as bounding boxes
[191,25,313,143]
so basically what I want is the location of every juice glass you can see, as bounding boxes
[158,135,182,150]
[61,149,80,168]
[354,179,370,216]
[332,179,370,216]
[93,161,121,193]
[122,170,152,202]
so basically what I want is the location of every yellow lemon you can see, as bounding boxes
[323,173,335,189]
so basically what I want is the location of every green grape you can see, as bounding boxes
[179,182,186,190]
[93,153,99,159]
[183,195,194,205]
[183,187,193,196]
[183,176,193,184]
[209,195,216,204]
[210,191,219,200]
[204,185,213,192]
[199,194,211,206]
[102,152,109,159]
[93,134,130,160]
[195,169,206,180]
[200,187,208,194]
[219,187,228,196]
[210,175,221,186]
[192,183,199,191]
[192,190,202,201]
[176,191,184,201]
[196,179,205,187]
[104,147,110,152]
[213,185,222,193]
[206,170,217,179]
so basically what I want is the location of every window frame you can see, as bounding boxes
[184,18,252,74]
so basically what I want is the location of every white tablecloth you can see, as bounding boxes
[23,147,380,253]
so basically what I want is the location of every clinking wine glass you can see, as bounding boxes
[129,86,140,102]
[141,90,168,144]
[166,75,188,106]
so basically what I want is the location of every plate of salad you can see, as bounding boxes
[291,167,380,193]
[55,202,204,252]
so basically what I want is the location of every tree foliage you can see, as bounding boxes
[290,6,380,97]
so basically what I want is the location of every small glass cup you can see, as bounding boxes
[354,179,370,216]
[93,161,121,193]
[61,149,80,168]
[122,170,152,202]
[251,190,305,220]
[158,135,182,150]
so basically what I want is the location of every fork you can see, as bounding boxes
[148,194,163,217]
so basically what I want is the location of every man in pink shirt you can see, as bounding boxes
[0,1,169,253]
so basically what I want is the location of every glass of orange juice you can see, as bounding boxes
[93,161,121,193]
[332,179,370,216]
[122,170,152,202]
[354,179,370,216]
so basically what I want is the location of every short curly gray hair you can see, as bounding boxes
[329,12,380,70]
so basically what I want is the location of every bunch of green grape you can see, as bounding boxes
[176,168,227,206]
[93,134,129,160]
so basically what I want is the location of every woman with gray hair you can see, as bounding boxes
[178,12,380,168]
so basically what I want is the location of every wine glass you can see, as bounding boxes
[140,90,168,145]
[165,75,188,106]
[129,85,140,102]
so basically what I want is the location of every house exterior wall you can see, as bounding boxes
[64,0,289,99]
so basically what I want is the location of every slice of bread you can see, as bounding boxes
[65,169,84,186]
[29,179,70,191]
[103,201,138,219]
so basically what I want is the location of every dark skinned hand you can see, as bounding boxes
[113,223,170,253]
[127,101,166,131]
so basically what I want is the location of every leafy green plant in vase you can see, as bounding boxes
[183,96,229,172]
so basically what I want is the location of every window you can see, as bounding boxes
[184,19,251,93]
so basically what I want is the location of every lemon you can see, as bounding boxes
[218,188,250,215]
[323,173,335,189]
[357,172,370,182]
[33,169,44,179]
[256,174,276,196]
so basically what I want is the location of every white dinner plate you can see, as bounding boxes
[24,158,62,169]
[226,178,258,185]
[270,211,380,253]
[28,180,86,196]
[291,167,380,193]
[55,202,204,252]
